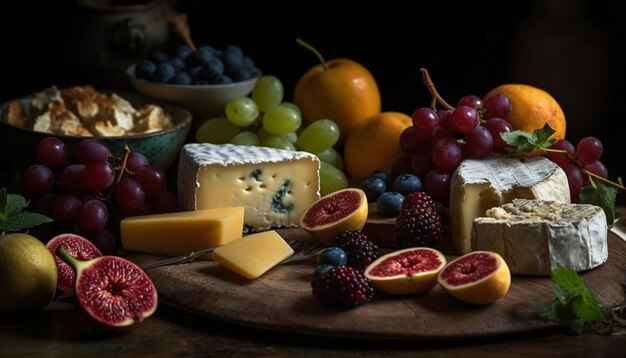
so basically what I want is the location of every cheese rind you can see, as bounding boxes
[472,199,608,275]
[178,143,320,233]
[450,156,570,254]
[120,207,244,258]
[213,230,294,279]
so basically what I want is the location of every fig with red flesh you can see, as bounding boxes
[46,233,102,294]
[364,247,446,295]
[437,251,511,305]
[57,246,158,330]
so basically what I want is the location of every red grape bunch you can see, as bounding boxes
[395,69,621,206]
[546,136,610,201]
[394,74,514,204]
[20,137,178,253]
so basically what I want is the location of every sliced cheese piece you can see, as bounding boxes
[213,230,294,279]
[450,156,570,254]
[120,207,244,258]
[178,143,320,233]
[472,198,607,275]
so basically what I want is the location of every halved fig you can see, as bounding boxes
[364,247,446,295]
[57,246,158,330]
[437,251,511,305]
[46,233,102,293]
[299,188,368,245]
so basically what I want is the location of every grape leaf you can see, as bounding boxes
[0,188,52,234]
[579,183,616,225]
[500,123,557,154]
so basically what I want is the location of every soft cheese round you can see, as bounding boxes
[471,198,608,275]
[449,156,570,255]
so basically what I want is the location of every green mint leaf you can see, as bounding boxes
[579,183,616,225]
[0,188,7,220]
[571,291,610,323]
[535,123,556,144]
[0,189,52,233]
[551,263,586,293]
[501,124,557,154]
[501,130,533,148]
[6,192,28,217]
[0,211,52,233]
[570,318,584,334]
[554,286,569,304]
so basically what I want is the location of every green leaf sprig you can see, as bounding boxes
[530,264,626,334]
[0,188,52,235]
[501,124,623,225]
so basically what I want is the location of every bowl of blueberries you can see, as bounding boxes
[127,44,261,119]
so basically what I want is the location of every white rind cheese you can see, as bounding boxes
[472,198,608,275]
[450,156,570,254]
[178,143,320,233]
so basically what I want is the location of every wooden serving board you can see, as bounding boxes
[124,226,626,340]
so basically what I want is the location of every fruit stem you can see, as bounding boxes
[57,246,86,273]
[168,13,196,51]
[420,68,455,111]
[541,148,625,191]
[297,38,329,71]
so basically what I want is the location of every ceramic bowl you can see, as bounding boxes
[126,65,261,119]
[0,91,192,180]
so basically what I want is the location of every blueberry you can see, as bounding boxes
[313,264,335,279]
[196,45,217,56]
[361,177,387,202]
[368,170,389,185]
[170,72,192,85]
[435,201,448,221]
[200,58,224,82]
[188,65,203,80]
[243,56,255,71]
[175,45,192,60]
[148,50,169,64]
[212,75,233,84]
[135,60,156,80]
[187,50,213,67]
[151,63,175,83]
[225,44,244,57]
[376,191,405,217]
[317,247,348,266]
[393,174,422,196]
[222,52,244,78]
[166,57,186,73]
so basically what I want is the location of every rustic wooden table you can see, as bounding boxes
[1,303,625,357]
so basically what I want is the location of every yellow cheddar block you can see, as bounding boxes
[213,230,294,279]
[120,207,244,258]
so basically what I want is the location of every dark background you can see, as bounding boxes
[1,0,625,199]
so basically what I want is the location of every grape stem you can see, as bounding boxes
[297,38,329,71]
[168,13,196,51]
[542,148,625,191]
[420,68,455,111]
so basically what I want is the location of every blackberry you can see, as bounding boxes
[394,192,444,248]
[311,266,374,307]
[331,231,379,271]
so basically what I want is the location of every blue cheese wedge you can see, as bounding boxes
[450,156,570,254]
[472,198,608,275]
[178,143,320,232]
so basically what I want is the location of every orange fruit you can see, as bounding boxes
[299,188,368,245]
[437,251,511,305]
[294,58,381,145]
[364,247,446,295]
[344,112,412,182]
[484,84,566,140]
